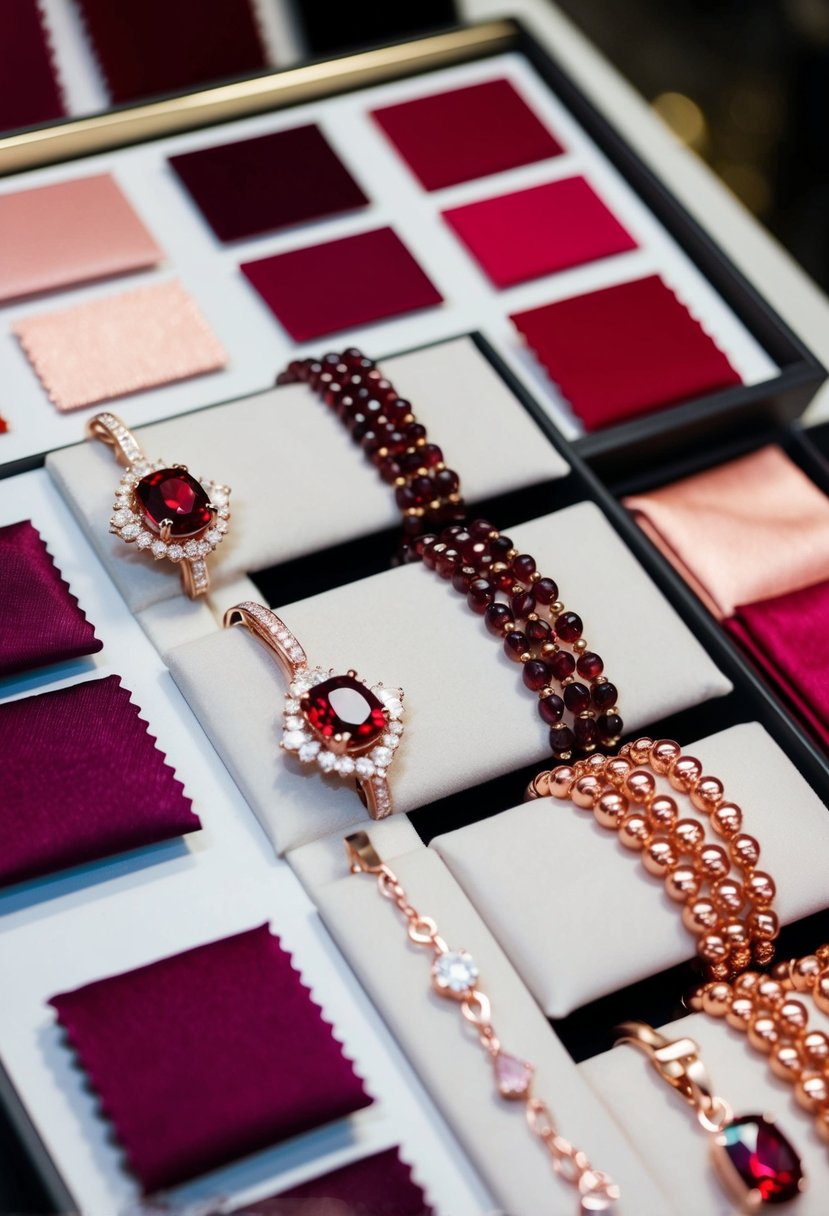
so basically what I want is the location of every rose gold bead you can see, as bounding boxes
[571,774,603,809]
[690,775,724,814]
[795,1070,829,1113]
[771,961,792,983]
[711,877,744,916]
[622,769,656,804]
[547,766,576,798]
[710,802,743,839]
[649,739,682,775]
[647,794,678,832]
[734,970,762,993]
[747,909,780,943]
[816,945,829,966]
[665,864,701,903]
[790,955,820,991]
[755,978,786,1008]
[731,834,761,869]
[696,843,730,881]
[594,791,628,830]
[754,940,776,967]
[727,994,755,1030]
[627,737,655,764]
[618,812,650,850]
[724,920,750,951]
[770,1043,803,1082]
[710,961,731,981]
[814,1109,829,1145]
[778,999,809,1036]
[688,986,707,1013]
[604,757,632,788]
[730,943,752,972]
[748,1013,779,1053]
[800,1030,829,1067]
[745,870,776,907]
[813,969,829,1015]
[583,753,608,773]
[673,819,705,852]
[698,932,730,964]
[668,754,703,793]
[701,981,733,1017]
[643,835,678,877]
[682,897,720,935]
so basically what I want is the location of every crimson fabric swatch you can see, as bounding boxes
[443,176,637,288]
[0,0,65,131]
[50,924,372,1192]
[0,520,102,677]
[169,125,368,243]
[0,675,199,888]
[372,78,563,190]
[511,275,742,430]
[74,0,267,104]
[242,227,442,341]
[234,1148,432,1215]
[726,581,829,751]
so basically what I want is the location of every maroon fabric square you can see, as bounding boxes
[242,227,442,341]
[234,1148,432,1215]
[0,520,102,677]
[0,675,200,888]
[511,274,742,430]
[169,125,368,243]
[0,0,65,131]
[50,924,372,1192]
[372,78,563,191]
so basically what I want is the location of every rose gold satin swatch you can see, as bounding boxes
[0,174,162,303]
[624,445,829,619]
[13,279,227,411]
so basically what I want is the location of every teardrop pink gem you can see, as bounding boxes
[494,1050,534,1099]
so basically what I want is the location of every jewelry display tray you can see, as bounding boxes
[4,10,829,1216]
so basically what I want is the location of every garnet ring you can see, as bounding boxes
[223,601,404,820]
[87,412,231,599]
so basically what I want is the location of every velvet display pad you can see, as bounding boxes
[13,279,227,411]
[443,177,637,288]
[624,445,829,619]
[0,0,65,131]
[0,174,162,303]
[169,125,368,243]
[49,924,372,1192]
[0,519,102,677]
[234,1149,431,1215]
[242,227,442,341]
[511,274,742,430]
[372,78,564,190]
[74,0,267,104]
[0,675,199,887]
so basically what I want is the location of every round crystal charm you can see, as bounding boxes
[432,949,479,998]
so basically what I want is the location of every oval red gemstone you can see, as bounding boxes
[135,468,212,537]
[303,675,386,747]
[717,1115,802,1204]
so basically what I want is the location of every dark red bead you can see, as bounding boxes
[342,348,372,370]
[433,468,459,496]
[577,651,604,679]
[135,468,211,537]
[402,514,424,539]
[484,602,514,636]
[422,539,441,570]
[323,383,343,408]
[420,443,444,468]
[511,553,536,583]
[335,393,356,420]
[598,713,623,740]
[573,716,598,750]
[549,724,576,756]
[414,533,436,558]
[452,565,477,593]
[398,449,426,475]
[351,418,371,442]
[306,361,324,388]
[467,579,494,613]
[538,693,564,724]
[718,1115,802,1205]
[511,590,536,619]
[592,682,618,710]
[492,567,516,592]
[504,630,529,660]
[439,524,465,544]
[489,535,513,561]
[523,659,551,691]
[555,612,583,642]
[321,352,341,367]
[384,397,411,422]
[378,457,402,484]
[459,535,489,566]
[470,518,495,539]
[550,651,576,682]
[563,682,591,714]
[404,422,427,444]
[436,548,460,579]
[526,618,551,645]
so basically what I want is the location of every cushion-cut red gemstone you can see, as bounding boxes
[303,675,385,747]
[135,469,212,537]
[718,1115,803,1204]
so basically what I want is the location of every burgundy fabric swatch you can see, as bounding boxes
[75,0,267,104]
[0,0,65,132]
[0,520,102,677]
[726,581,829,751]
[511,274,742,430]
[242,227,442,341]
[0,675,199,888]
[372,78,563,190]
[50,924,372,1192]
[169,125,368,243]
[443,176,637,288]
[234,1148,432,1215]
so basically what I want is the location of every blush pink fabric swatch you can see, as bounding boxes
[373,78,564,190]
[0,0,65,131]
[242,227,442,341]
[0,674,200,888]
[13,279,227,410]
[50,924,372,1192]
[0,174,162,303]
[624,445,829,619]
[511,275,742,430]
[443,176,636,288]
[234,1147,432,1215]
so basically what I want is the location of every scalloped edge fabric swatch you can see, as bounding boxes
[233,1147,433,1214]
[0,0,65,130]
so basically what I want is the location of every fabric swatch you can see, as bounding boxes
[0,174,162,304]
[0,675,199,888]
[233,1148,432,1215]
[0,520,102,677]
[0,0,65,131]
[13,279,227,411]
[74,0,267,104]
[624,445,829,619]
[511,274,742,430]
[50,924,372,1192]
[443,176,636,288]
[242,227,442,341]
[169,125,368,243]
[372,78,563,190]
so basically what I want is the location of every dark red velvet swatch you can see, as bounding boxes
[0,675,199,888]
[50,924,372,1192]
[372,78,563,190]
[169,125,368,243]
[0,0,65,131]
[242,227,442,341]
[0,520,102,677]
[234,1148,432,1215]
[511,274,742,430]
[443,176,636,288]
[74,0,267,104]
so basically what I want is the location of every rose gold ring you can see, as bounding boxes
[87,412,231,599]
[224,601,404,819]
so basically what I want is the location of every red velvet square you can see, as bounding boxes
[234,1148,432,1215]
[50,925,372,1192]
[0,0,65,131]
[372,78,563,190]
[443,176,636,287]
[511,275,742,430]
[169,125,368,243]
[241,227,442,341]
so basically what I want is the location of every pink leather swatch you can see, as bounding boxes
[234,1147,432,1215]
[13,279,227,410]
[242,227,442,341]
[0,174,162,303]
[443,176,637,288]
